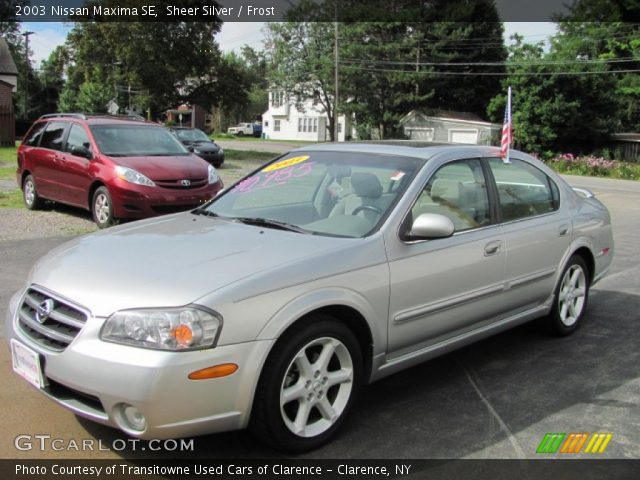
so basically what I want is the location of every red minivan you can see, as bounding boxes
[17,114,224,228]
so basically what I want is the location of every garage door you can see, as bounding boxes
[449,130,478,144]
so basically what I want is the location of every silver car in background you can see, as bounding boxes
[6,143,613,452]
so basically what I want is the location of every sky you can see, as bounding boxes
[21,22,558,68]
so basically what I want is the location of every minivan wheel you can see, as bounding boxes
[92,186,116,228]
[23,175,44,210]
[547,255,590,336]
[250,316,362,452]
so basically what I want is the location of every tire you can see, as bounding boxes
[23,174,44,210]
[250,316,363,452]
[91,186,117,228]
[237,131,244,137]
[547,255,590,336]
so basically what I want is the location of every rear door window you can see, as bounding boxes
[39,121,69,151]
[488,158,559,222]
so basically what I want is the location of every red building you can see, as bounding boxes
[0,38,18,147]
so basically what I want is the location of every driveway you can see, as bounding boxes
[0,175,638,460]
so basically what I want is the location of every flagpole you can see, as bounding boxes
[506,86,511,164]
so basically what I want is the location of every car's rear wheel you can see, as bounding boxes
[250,316,362,452]
[547,255,590,335]
[23,175,44,210]
[92,186,117,228]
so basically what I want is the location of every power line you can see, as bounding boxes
[340,57,638,67]
[339,65,640,76]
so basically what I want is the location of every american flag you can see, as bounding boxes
[500,86,512,163]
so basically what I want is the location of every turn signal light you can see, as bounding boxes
[188,363,238,380]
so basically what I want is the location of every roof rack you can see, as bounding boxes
[39,113,87,120]
[85,114,147,122]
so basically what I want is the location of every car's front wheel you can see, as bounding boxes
[547,255,590,335]
[92,186,117,228]
[23,174,44,210]
[250,316,362,452]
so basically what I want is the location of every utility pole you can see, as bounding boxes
[334,14,339,142]
[21,31,35,119]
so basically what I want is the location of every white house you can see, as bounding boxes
[262,90,352,142]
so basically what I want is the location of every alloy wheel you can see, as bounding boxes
[279,337,354,438]
[558,264,587,327]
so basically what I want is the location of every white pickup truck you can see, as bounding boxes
[227,123,262,137]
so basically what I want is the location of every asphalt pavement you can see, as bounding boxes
[0,175,638,460]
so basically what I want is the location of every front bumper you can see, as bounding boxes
[195,151,224,166]
[110,179,223,219]
[6,289,273,439]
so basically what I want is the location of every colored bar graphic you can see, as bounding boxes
[560,433,589,453]
[537,433,613,454]
[584,433,613,454]
[537,433,566,453]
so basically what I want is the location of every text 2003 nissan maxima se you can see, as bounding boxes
[7,144,613,452]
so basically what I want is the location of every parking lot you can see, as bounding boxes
[0,171,638,460]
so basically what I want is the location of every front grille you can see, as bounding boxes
[152,204,200,215]
[17,289,88,352]
[155,178,208,189]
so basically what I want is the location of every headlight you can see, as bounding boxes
[115,166,155,187]
[101,306,222,351]
[192,148,201,154]
[208,164,219,184]
[218,148,224,155]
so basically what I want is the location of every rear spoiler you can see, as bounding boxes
[572,187,595,199]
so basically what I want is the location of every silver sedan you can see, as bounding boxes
[6,143,613,452]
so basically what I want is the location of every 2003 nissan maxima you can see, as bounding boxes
[7,143,613,452]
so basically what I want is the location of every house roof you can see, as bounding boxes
[0,38,18,75]
[400,109,495,127]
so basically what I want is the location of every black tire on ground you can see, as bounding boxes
[22,174,44,210]
[91,186,117,228]
[546,255,590,336]
[250,315,363,452]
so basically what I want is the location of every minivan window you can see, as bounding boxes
[23,122,47,147]
[39,121,68,151]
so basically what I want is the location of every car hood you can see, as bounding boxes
[112,154,209,181]
[27,213,368,318]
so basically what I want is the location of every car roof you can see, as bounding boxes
[290,141,506,160]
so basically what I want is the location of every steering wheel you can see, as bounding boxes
[351,205,383,216]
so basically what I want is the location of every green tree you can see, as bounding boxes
[266,0,507,140]
[62,4,224,115]
[488,32,619,155]
[265,21,339,139]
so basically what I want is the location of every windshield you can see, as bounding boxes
[91,125,189,156]
[204,151,423,238]
[174,129,210,142]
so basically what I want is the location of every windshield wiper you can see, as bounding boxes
[191,208,218,218]
[232,217,309,234]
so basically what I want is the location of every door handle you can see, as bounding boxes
[558,224,570,237]
[484,240,502,256]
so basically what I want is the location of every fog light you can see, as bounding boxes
[120,404,146,431]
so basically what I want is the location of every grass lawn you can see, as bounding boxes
[0,142,18,164]
[214,133,316,145]
[224,149,278,162]
[0,189,22,208]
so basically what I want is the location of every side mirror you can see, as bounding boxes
[409,213,454,239]
[71,145,92,159]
